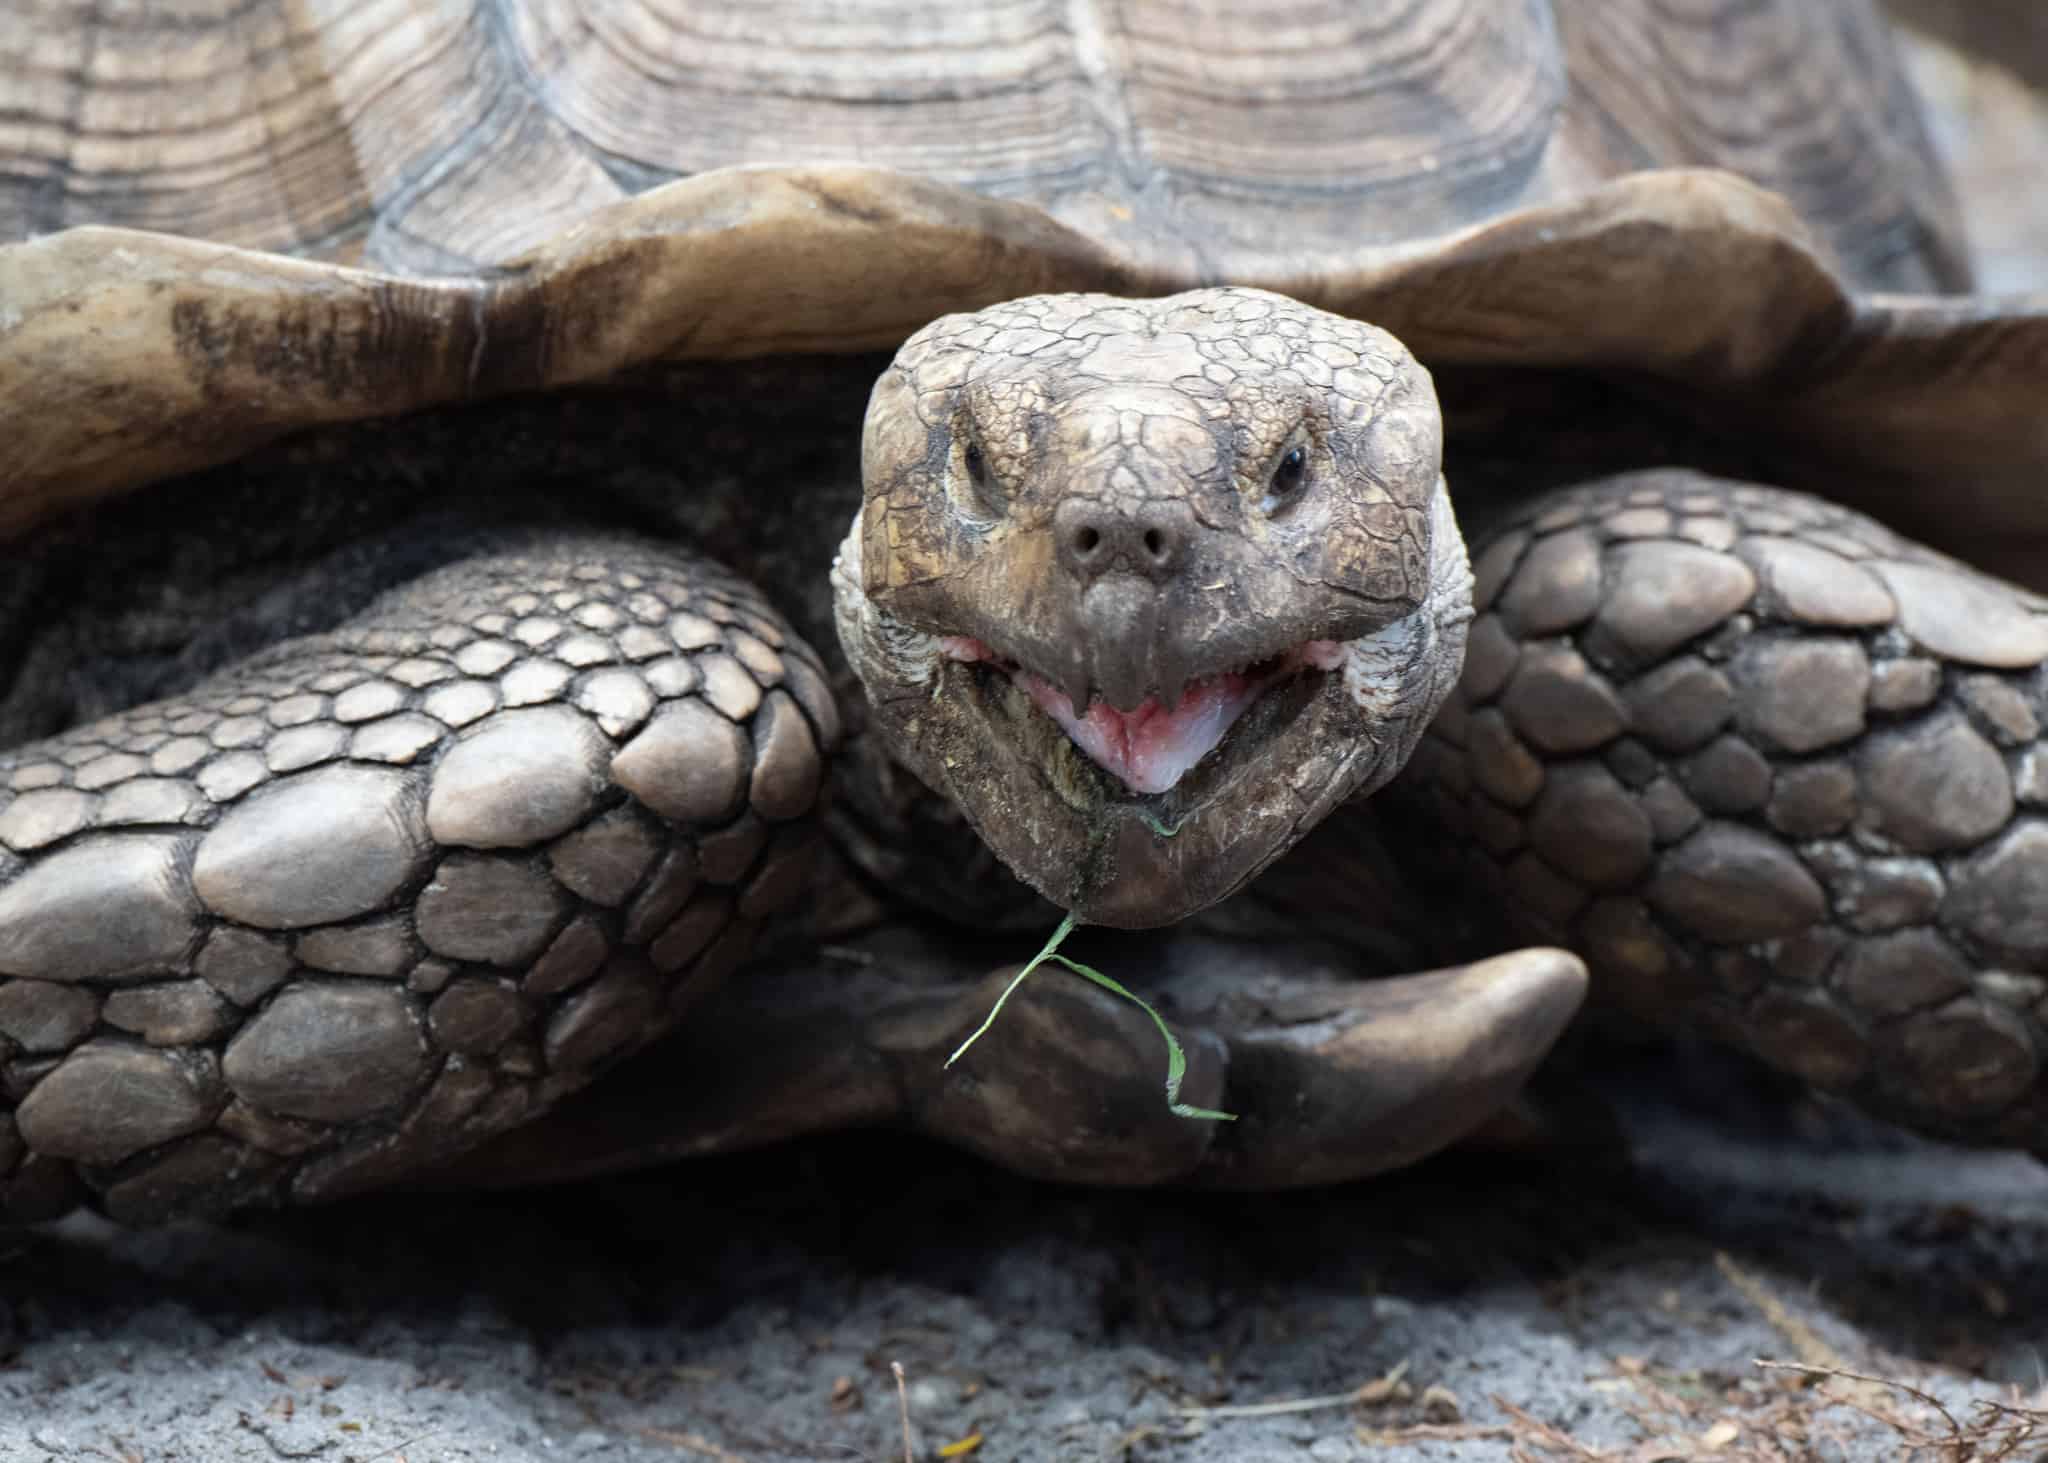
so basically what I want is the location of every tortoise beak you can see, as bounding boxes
[1072,576,1168,713]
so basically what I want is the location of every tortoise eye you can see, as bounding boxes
[955,436,1005,519]
[1262,444,1308,514]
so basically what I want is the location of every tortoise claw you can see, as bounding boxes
[439,932,1587,1191]
[1186,947,1589,1188]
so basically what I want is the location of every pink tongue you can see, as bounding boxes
[1021,674,1259,795]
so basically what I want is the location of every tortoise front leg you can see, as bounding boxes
[0,537,836,1222]
[1414,468,2048,1148]
[430,929,1586,1192]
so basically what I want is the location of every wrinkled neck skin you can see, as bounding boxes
[834,288,1473,929]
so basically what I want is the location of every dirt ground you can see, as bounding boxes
[6,1048,2048,1463]
[5,21,2048,1463]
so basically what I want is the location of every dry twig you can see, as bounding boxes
[893,1360,913,1463]
[1172,1361,1411,1419]
[1755,1360,2048,1462]
[636,1426,751,1462]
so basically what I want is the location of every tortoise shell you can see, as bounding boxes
[0,0,1964,286]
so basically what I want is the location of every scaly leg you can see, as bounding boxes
[0,537,836,1222]
[1412,468,2048,1148]
[429,926,1588,1193]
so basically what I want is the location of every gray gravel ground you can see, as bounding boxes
[6,1060,2047,1463]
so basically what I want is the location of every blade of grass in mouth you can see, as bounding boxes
[945,910,1237,1122]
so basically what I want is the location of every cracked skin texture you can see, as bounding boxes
[838,290,1468,927]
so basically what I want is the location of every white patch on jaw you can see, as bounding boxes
[831,514,944,689]
[1340,613,1426,719]
[1331,476,1473,733]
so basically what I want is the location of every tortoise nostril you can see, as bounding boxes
[1056,502,1185,582]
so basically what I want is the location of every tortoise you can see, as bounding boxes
[2,0,2047,1225]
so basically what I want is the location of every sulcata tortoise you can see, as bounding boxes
[2,0,2047,1225]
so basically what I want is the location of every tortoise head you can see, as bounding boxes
[835,287,1471,928]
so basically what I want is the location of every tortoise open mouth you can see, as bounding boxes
[938,635,1347,796]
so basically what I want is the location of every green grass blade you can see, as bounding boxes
[946,911,1237,1122]
[944,910,1078,1068]
[1049,954,1237,1122]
